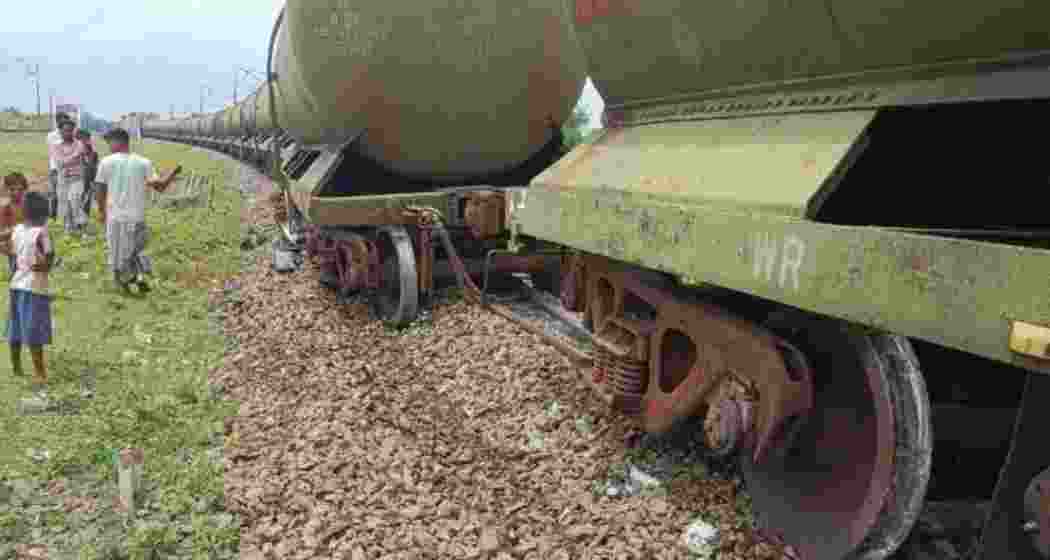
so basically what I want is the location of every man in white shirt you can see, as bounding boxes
[94,128,181,293]
[46,113,71,219]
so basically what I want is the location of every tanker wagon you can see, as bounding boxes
[499,2,1050,559]
[138,1,1050,559]
[143,0,586,321]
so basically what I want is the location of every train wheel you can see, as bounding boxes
[740,315,932,560]
[373,226,419,327]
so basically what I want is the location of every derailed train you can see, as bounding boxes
[132,2,1050,558]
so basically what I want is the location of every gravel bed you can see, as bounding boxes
[210,168,786,559]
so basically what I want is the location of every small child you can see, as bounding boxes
[1,172,29,279]
[3,191,54,393]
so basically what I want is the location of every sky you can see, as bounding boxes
[0,2,605,129]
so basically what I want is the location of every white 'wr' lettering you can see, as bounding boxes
[780,235,805,292]
[751,233,806,292]
[753,232,778,283]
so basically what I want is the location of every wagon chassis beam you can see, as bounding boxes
[509,185,1050,377]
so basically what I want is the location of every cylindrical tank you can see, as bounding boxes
[241,93,258,136]
[575,1,1050,108]
[225,106,241,138]
[254,83,281,135]
[271,0,587,181]
[210,112,224,137]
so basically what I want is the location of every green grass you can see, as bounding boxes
[0,134,243,555]
[0,131,54,179]
[0,112,50,132]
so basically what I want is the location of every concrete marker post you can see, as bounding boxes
[115,447,144,519]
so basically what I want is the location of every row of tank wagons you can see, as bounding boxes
[142,84,287,165]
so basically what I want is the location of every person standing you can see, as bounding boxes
[2,191,55,395]
[1,173,29,279]
[94,128,180,292]
[51,120,83,235]
[46,113,70,219]
[76,129,100,225]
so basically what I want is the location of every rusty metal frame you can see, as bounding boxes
[577,254,812,460]
[977,373,1050,559]
[308,227,381,294]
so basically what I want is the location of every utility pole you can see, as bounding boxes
[233,66,262,107]
[19,60,41,117]
[33,64,41,117]
[200,85,206,114]
[10,57,42,120]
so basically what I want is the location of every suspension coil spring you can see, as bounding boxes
[592,344,647,416]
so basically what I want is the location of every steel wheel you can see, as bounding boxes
[373,226,419,327]
[741,315,932,560]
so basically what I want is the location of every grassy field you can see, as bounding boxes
[0,132,242,557]
[0,113,50,133]
[0,132,52,181]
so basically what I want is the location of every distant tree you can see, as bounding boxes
[561,104,591,152]
[2,107,20,115]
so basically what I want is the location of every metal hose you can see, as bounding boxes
[429,219,593,368]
